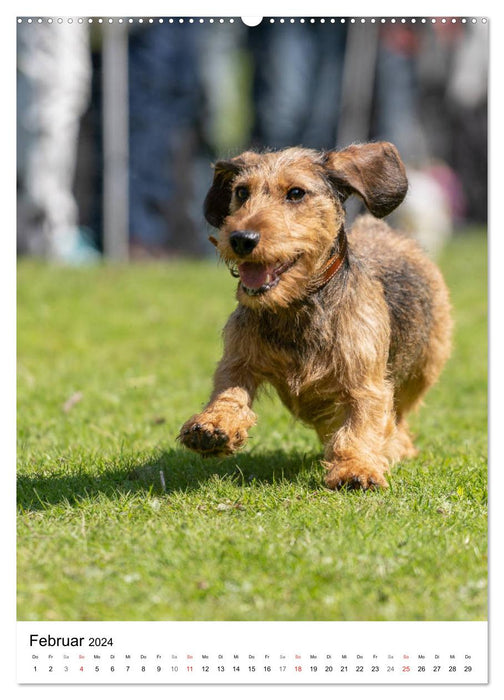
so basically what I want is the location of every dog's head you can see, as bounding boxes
[204,143,408,309]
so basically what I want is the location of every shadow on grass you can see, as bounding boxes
[17,447,322,512]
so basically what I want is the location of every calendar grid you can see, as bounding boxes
[17,621,488,684]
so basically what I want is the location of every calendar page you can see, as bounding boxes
[15,1,490,691]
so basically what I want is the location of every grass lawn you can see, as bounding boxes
[17,230,487,621]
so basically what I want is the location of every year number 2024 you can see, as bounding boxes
[88,638,113,647]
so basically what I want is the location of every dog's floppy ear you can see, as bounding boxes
[204,152,260,228]
[323,142,408,218]
[204,160,242,229]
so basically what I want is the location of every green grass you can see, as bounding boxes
[17,231,487,621]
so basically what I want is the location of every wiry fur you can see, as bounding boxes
[178,143,452,490]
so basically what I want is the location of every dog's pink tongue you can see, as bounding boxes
[238,262,272,289]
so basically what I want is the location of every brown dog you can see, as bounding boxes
[178,143,452,489]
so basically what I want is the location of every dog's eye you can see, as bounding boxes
[235,186,250,203]
[286,187,306,202]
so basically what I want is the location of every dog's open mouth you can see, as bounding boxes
[236,256,301,296]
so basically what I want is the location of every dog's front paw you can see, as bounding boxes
[324,459,389,491]
[178,414,248,457]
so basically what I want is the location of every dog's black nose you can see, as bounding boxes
[229,230,260,256]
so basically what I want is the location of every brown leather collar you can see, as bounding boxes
[313,232,348,291]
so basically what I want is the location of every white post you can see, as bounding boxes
[102,21,129,260]
[337,23,379,148]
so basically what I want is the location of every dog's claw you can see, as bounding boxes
[348,476,363,490]
[334,476,362,491]
[178,420,233,456]
[325,462,387,491]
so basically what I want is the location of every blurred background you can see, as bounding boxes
[16,17,488,263]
